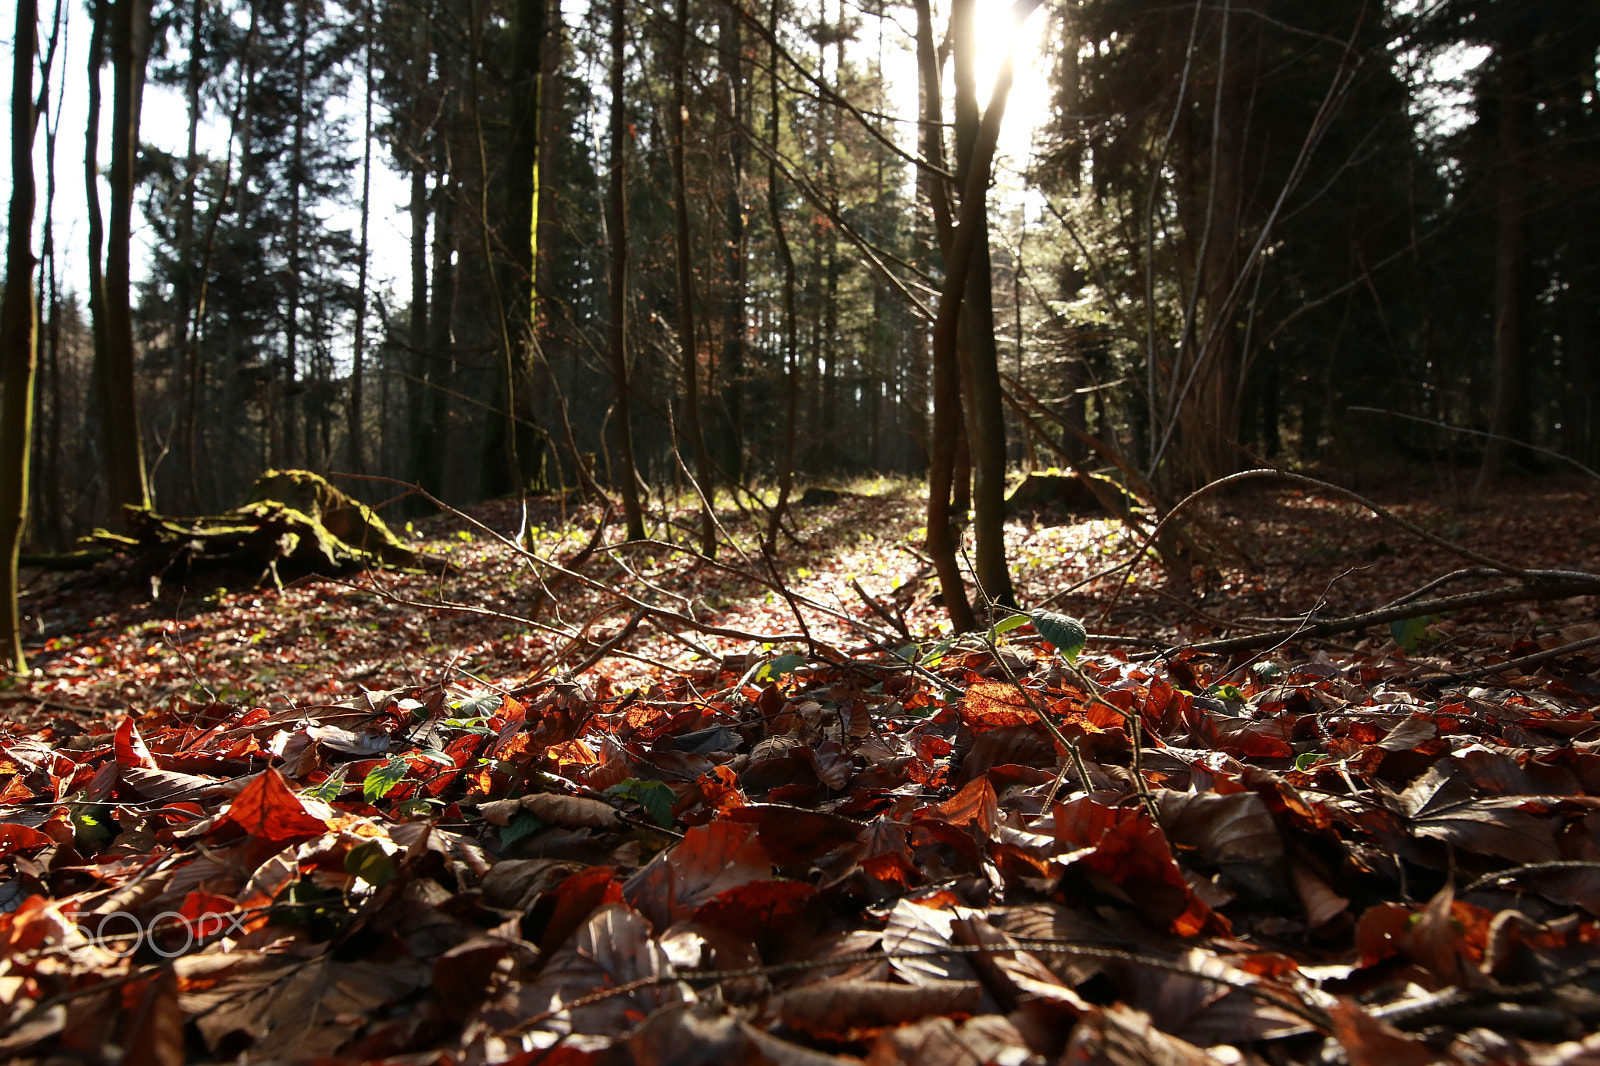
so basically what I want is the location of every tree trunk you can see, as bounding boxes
[717,0,748,485]
[917,0,974,631]
[413,169,455,499]
[607,0,645,540]
[1477,33,1532,492]
[281,0,308,470]
[85,0,111,500]
[99,0,151,516]
[469,0,525,497]
[943,0,1024,611]
[348,0,374,475]
[765,0,799,553]
[497,0,547,493]
[1,0,41,671]
[673,0,714,554]
[171,0,204,493]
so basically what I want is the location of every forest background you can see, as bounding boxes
[1,0,1598,646]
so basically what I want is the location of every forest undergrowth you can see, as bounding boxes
[3,472,1600,1064]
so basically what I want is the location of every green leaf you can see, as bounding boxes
[1251,661,1283,683]
[413,747,457,767]
[344,840,397,888]
[1390,615,1432,652]
[988,613,1031,641]
[394,797,442,819]
[754,653,806,684]
[1294,751,1323,771]
[921,633,957,668]
[500,809,545,846]
[439,717,495,735]
[451,691,503,717]
[1030,610,1087,661]
[363,755,410,802]
[1208,682,1243,701]
[605,778,676,828]
[304,768,347,803]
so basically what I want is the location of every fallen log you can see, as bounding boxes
[76,469,419,582]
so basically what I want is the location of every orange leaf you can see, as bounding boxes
[115,718,161,770]
[0,822,52,856]
[927,776,999,834]
[959,681,1034,730]
[221,767,332,843]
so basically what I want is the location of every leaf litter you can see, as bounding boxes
[1,477,1600,1063]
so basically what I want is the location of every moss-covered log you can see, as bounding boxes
[77,469,418,580]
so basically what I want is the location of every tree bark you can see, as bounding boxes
[1477,32,1532,493]
[497,0,547,492]
[348,0,374,475]
[673,0,715,554]
[940,0,1031,615]
[917,0,975,631]
[281,0,308,470]
[99,0,151,515]
[717,0,748,484]
[607,0,645,540]
[1,0,41,671]
[764,0,799,553]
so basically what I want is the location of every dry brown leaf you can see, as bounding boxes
[779,979,983,1037]
[522,792,624,828]
[1061,1004,1230,1066]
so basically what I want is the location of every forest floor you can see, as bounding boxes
[3,470,1600,1064]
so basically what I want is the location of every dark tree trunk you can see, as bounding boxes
[413,170,455,499]
[717,0,748,484]
[85,0,111,484]
[348,0,373,475]
[281,0,308,470]
[1,0,40,671]
[607,0,645,540]
[673,0,714,554]
[917,0,974,631]
[948,0,1016,609]
[99,0,151,515]
[496,0,547,491]
[765,0,798,553]
[1478,32,1532,491]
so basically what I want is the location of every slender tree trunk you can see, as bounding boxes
[35,11,63,551]
[717,0,747,484]
[86,0,111,471]
[929,0,1035,622]
[415,168,456,498]
[501,0,547,491]
[169,0,204,496]
[99,0,151,516]
[281,0,308,470]
[607,0,645,540]
[468,0,524,495]
[917,0,973,630]
[1477,34,1532,492]
[348,0,374,475]
[673,0,714,554]
[1,0,41,671]
[765,0,798,553]
[948,0,1018,609]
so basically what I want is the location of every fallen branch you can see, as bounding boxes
[1133,573,1600,660]
[1411,632,1600,686]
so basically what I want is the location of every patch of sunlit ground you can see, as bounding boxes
[15,477,1600,714]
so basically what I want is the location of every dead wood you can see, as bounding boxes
[79,469,418,583]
